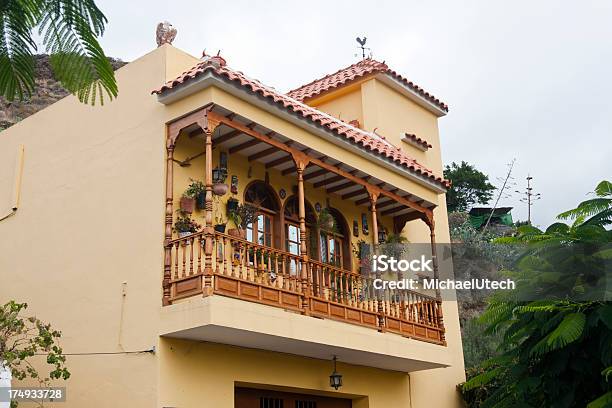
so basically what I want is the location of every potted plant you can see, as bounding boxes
[214,220,227,233]
[227,202,257,239]
[173,210,202,238]
[185,179,206,210]
[212,167,228,196]
[212,196,227,233]
[179,194,195,214]
[226,197,239,213]
[352,239,372,275]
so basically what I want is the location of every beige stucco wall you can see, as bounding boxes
[159,339,412,408]
[313,85,364,128]
[0,44,464,407]
[0,44,198,408]
[306,77,445,178]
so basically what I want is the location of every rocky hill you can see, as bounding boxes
[0,55,126,130]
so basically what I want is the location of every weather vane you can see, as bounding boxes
[355,36,371,59]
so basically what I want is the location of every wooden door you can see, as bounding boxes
[235,387,352,408]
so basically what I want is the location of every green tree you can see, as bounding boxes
[0,0,117,104]
[460,181,612,408]
[0,301,70,407]
[444,161,496,212]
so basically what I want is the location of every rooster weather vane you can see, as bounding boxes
[355,36,371,59]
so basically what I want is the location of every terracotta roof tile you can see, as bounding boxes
[287,58,449,112]
[403,133,433,150]
[153,57,450,189]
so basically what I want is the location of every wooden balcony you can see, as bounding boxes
[166,230,445,345]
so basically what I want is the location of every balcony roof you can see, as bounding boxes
[152,56,450,191]
[182,105,437,218]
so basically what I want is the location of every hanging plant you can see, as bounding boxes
[212,167,229,196]
[317,208,337,232]
[226,197,239,213]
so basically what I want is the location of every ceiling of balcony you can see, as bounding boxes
[181,105,436,223]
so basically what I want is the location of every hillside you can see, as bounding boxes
[0,55,126,130]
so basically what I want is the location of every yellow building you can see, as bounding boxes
[0,44,465,407]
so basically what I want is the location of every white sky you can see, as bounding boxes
[96,0,612,227]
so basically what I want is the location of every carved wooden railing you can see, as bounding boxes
[165,231,445,345]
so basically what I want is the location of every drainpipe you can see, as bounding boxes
[0,145,24,222]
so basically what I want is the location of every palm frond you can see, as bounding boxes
[595,181,612,198]
[39,0,117,104]
[0,0,39,100]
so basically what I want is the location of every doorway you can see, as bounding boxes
[235,387,352,408]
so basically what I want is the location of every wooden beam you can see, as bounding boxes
[213,129,242,145]
[376,199,397,210]
[282,166,296,176]
[342,188,367,200]
[303,168,328,181]
[327,181,355,194]
[229,139,261,154]
[355,197,370,206]
[248,147,278,162]
[266,154,293,169]
[313,175,344,188]
[208,111,434,222]
[381,205,406,216]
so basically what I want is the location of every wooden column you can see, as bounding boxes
[204,127,214,228]
[163,143,175,306]
[428,217,446,342]
[368,189,385,330]
[197,114,220,296]
[369,190,379,247]
[293,153,310,314]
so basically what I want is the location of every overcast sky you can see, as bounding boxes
[96,0,612,227]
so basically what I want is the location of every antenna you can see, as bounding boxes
[515,175,542,225]
[355,36,370,59]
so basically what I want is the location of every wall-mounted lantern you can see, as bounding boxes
[329,356,343,390]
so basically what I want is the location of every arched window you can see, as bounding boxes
[319,208,351,271]
[244,181,280,248]
[283,196,316,257]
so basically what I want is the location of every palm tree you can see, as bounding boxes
[0,0,117,105]
[461,180,612,408]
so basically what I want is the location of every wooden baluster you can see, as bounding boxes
[181,240,187,278]
[251,245,256,282]
[173,242,179,280]
[228,237,235,278]
[239,241,245,280]
[197,235,202,274]
[189,237,194,275]
[222,236,228,276]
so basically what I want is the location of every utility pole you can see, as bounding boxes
[482,159,516,234]
[515,175,542,225]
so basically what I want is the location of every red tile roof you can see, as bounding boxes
[403,133,433,150]
[153,57,450,189]
[287,58,449,112]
